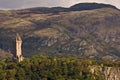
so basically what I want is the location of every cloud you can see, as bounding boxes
[0,0,25,9]
[0,0,119,9]
[59,0,120,8]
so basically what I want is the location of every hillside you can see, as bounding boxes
[0,3,120,60]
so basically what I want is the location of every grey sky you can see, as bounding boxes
[0,0,120,10]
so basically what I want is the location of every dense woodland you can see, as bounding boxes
[0,56,119,80]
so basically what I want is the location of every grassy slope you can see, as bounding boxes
[0,5,120,60]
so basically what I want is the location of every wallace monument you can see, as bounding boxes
[13,33,23,62]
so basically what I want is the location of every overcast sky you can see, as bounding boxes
[0,0,120,10]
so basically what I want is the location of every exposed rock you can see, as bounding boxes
[103,67,120,80]
[90,66,120,80]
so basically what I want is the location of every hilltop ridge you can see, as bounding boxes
[13,3,118,14]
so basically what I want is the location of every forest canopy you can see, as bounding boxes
[0,56,119,80]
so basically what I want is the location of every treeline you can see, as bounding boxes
[0,56,119,80]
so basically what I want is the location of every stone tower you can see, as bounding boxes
[15,33,23,62]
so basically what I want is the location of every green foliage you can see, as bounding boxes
[0,56,119,80]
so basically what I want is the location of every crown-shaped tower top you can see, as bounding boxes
[16,33,22,41]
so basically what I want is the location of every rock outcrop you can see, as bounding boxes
[103,67,120,80]
[90,66,120,80]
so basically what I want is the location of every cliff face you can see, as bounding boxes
[103,67,120,80]
[90,66,120,80]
